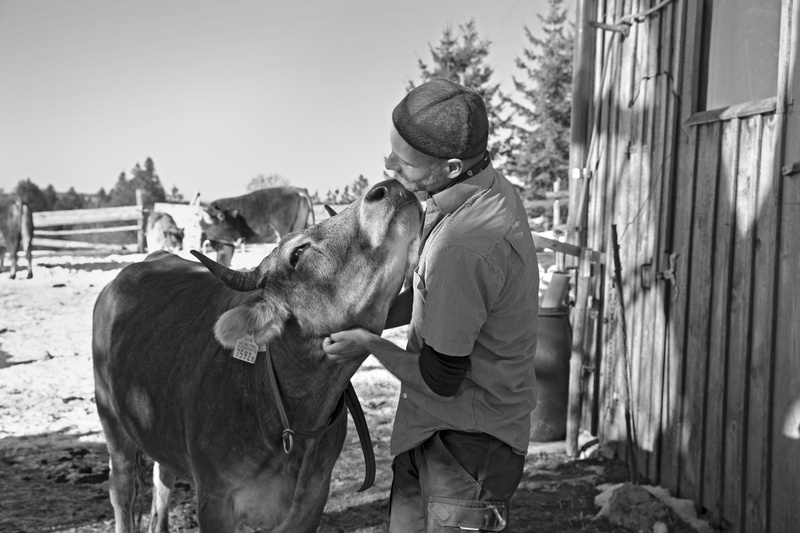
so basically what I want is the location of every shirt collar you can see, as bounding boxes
[428,160,495,215]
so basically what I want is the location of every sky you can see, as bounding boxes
[0,0,568,202]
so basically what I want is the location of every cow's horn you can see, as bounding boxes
[324,205,337,217]
[190,250,260,292]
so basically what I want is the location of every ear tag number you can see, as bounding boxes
[233,330,259,364]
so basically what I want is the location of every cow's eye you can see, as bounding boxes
[289,244,308,268]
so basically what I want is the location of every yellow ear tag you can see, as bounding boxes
[233,329,259,364]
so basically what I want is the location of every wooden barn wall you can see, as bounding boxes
[583,0,800,531]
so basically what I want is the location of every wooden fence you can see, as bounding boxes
[32,190,146,252]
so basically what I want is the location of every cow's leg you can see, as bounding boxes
[148,461,175,533]
[22,237,32,279]
[195,489,236,532]
[96,391,140,533]
[8,245,17,279]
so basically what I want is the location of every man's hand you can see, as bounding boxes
[322,328,376,364]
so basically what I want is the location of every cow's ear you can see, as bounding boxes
[214,296,290,349]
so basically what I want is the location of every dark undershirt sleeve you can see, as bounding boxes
[418,342,470,397]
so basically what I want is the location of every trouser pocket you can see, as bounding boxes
[427,496,507,532]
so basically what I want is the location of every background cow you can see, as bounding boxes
[145,211,184,253]
[93,180,422,532]
[0,197,34,279]
[202,186,315,266]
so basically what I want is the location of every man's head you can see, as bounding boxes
[386,79,489,194]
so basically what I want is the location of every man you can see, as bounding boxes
[323,78,539,532]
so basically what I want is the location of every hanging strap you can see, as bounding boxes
[265,349,375,491]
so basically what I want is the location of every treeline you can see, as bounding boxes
[4,157,181,212]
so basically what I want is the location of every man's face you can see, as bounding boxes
[385,125,450,194]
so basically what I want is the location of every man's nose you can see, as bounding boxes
[385,152,399,171]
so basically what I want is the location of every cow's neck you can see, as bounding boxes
[267,334,356,429]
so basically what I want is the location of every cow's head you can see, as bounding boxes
[164,228,185,251]
[199,205,254,246]
[192,180,422,351]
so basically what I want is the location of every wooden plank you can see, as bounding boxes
[680,121,721,503]
[770,0,800,528]
[626,0,657,482]
[532,233,605,262]
[685,97,778,126]
[32,205,143,227]
[745,114,778,533]
[33,237,138,251]
[645,0,675,488]
[722,116,759,531]
[637,3,665,483]
[702,118,740,524]
[663,0,701,497]
[595,0,619,447]
[614,0,639,472]
[35,225,139,236]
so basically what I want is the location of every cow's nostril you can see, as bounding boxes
[365,185,388,202]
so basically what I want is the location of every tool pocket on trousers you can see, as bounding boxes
[427,496,507,531]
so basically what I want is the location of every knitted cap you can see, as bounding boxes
[392,78,489,160]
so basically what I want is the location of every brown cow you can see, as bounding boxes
[0,198,34,279]
[203,187,315,266]
[145,212,184,253]
[92,180,421,532]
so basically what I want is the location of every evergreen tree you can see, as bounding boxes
[351,175,370,197]
[506,0,574,196]
[108,158,166,207]
[15,178,49,212]
[43,185,59,210]
[109,172,131,206]
[55,187,85,210]
[323,189,339,205]
[166,185,184,203]
[132,158,166,207]
[411,19,512,160]
[95,188,110,208]
[247,173,289,191]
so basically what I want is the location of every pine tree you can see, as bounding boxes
[56,187,85,210]
[351,175,370,197]
[247,173,289,191]
[506,0,574,197]
[166,185,184,203]
[15,178,49,212]
[109,158,167,207]
[43,185,59,210]
[411,19,511,160]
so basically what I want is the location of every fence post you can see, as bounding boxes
[136,189,146,253]
[553,178,562,227]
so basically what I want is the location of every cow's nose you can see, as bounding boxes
[365,184,388,202]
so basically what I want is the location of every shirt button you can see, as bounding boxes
[402,393,408,399]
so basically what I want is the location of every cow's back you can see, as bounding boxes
[92,254,253,471]
[211,187,313,239]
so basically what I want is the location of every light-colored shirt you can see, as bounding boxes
[391,163,539,456]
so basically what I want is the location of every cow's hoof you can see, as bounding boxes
[26,272,33,279]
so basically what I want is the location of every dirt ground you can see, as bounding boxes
[0,251,704,532]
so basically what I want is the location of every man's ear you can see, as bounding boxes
[446,159,463,179]
[214,296,290,349]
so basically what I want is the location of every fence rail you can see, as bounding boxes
[31,190,146,252]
